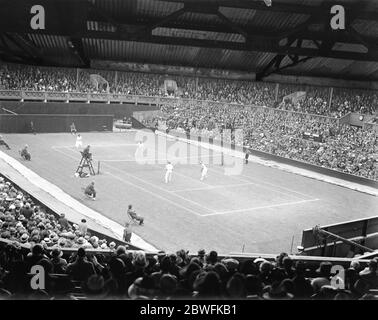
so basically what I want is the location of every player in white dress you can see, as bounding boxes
[200,161,208,181]
[165,161,173,183]
[75,134,83,149]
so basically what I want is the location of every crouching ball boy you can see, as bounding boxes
[84,181,96,200]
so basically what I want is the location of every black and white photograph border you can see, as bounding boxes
[0,0,377,306]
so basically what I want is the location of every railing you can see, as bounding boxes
[0,89,353,125]
[0,89,163,105]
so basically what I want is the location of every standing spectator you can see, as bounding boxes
[123,222,132,242]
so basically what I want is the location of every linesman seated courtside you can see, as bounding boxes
[84,181,96,201]
[20,145,31,161]
[127,205,144,225]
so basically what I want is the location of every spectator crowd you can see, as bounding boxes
[1,237,378,300]
[162,101,377,181]
[0,176,117,251]
[1,63,377,117]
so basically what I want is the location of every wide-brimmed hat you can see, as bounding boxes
[198,249,206,256]
[20,233,29,243]
[221,258,239,271]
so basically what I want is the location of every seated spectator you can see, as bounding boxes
[20,202,33,220]
[262,281,294,300]
[157,274,178,299]
[359,259,378,289]
[291,261,313,299]
[50,248,67,274]
[128,275,156,300]
[311,262,332,293]
[192,271,222,299]
[58,213,71,230]
[66,248,96,282]
[226,273,247,299]
[205,250,218,266]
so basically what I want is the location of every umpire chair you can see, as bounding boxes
[76,151,96,176]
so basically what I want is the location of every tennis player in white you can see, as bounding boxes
[75,134,83,149]
[165,161,174,183]
[135,141,144,159]
[200,161,208,181]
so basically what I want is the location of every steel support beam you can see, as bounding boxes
[161,0,378,21]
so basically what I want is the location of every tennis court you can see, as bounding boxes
[2,130,378,254]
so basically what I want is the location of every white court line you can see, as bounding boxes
[171,182,257,193]
[207,165,306,201]
[102,171,204,217]
[143,130,316,200]
[52,146,204,217]
[52,143,138,149]
[101,161,217,214]
[201,198,320,217]
[57,146,216,214]
[152,130,317,200]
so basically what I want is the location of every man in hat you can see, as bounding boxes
[0,135,11,150]
[197,249,206,265]
[50,248,67,274]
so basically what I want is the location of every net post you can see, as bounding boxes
[97,161,100,175]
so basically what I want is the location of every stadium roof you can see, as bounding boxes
[1,0,378,80]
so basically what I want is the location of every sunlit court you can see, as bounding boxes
[3,130,377,254]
